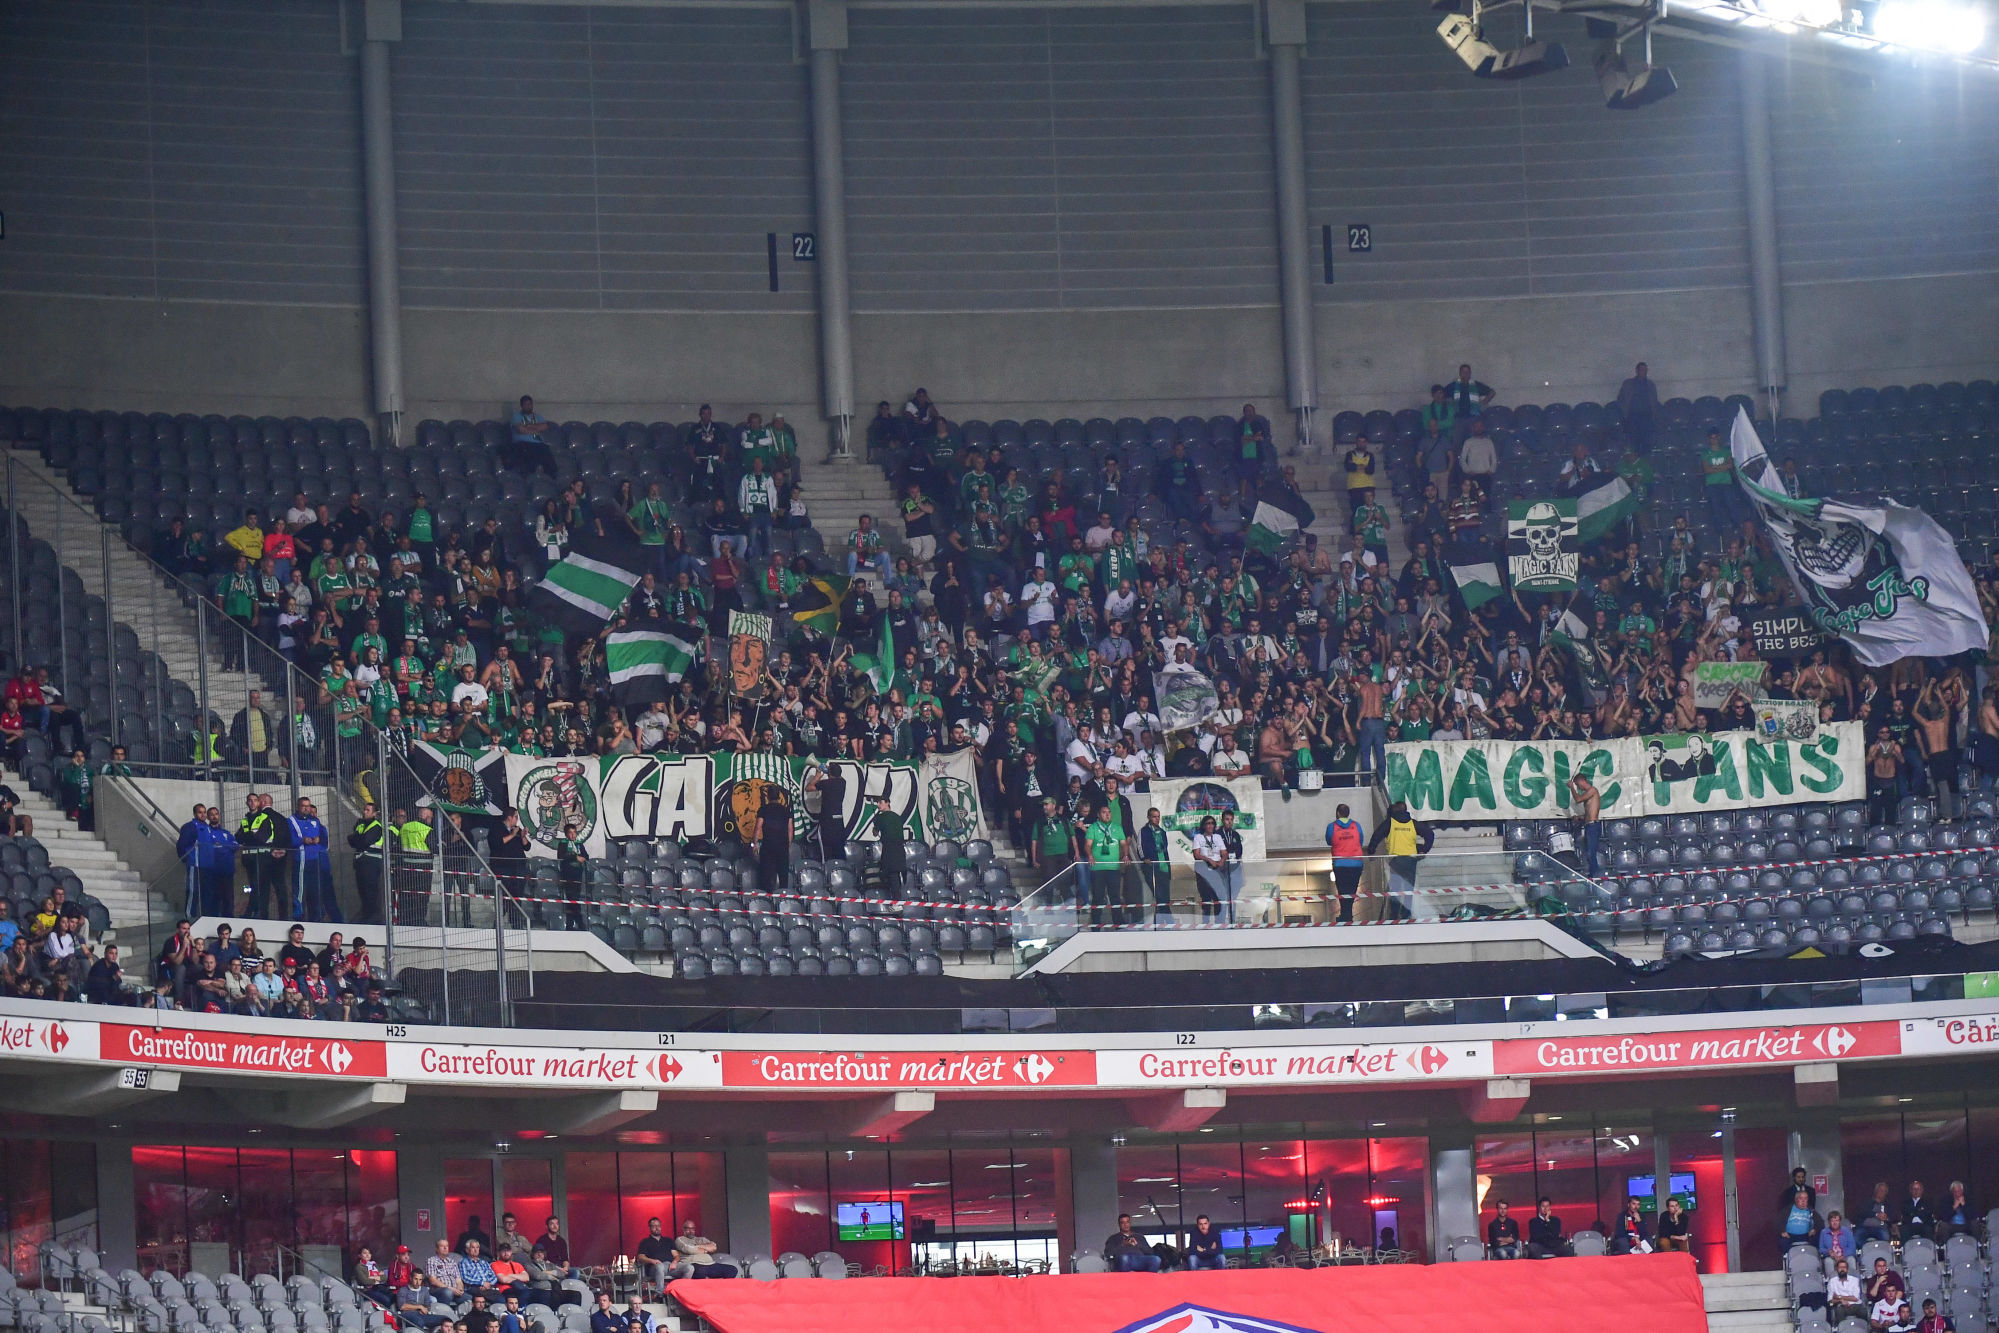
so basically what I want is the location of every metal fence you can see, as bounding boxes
[0,450,525,1022]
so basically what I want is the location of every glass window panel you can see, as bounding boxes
[1841,1114,1904,1242]
[1008,1149,1060,1274]
[50,1141,98,1257]
[888,1149,953,1274]
[237,1149,292,1278]
[6,1140,51,1285]
[609,1154,676,1269]
[500,1158,554,1252]
[1115,1145,1182,1245]
[1966,1109,1999,1228]
[1671,1137,1729,1274]
[1303,1138,1370,1256]
[346,1150,400,1266]
[1241,1139,1307,1257]
[1369,1137,1430,1259]
[565,1153,620,1271]
[1173,1141,1246,1253]
[1594,1125,1655,1241]
[949,1148,1024,1270]
[682,1154,729,1252]
[443,1158,493,1256]
[184,1146,242,1277]
[827,1150,896,1274]
[132,1146,185,1278]
[1474,1133,1536,1255]
[1904,1113,1970,1204]
[768,1152,831,1260]
[1734,1125,1793,1274]
[294,1150,348,1260]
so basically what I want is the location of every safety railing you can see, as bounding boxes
[0,450,526,1025]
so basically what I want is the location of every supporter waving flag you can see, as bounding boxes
[529,510,646,632]
[607,623,702,707]
[1731,408,1987,666]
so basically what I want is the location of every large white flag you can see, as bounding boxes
[1731,409,1987,666]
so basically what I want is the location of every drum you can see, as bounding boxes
[1296,768,1325,793]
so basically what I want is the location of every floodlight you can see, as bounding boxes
[1871,0,1987,51]
[1594,48,1681,104]
[1438,11,1572,75]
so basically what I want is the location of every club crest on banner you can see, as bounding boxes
[517,760,599,845]
[1112,1306,1327,1333]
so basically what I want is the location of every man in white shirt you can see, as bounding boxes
[450,667,489,710]
[1065,723,1103,783]
[1160,631,1194,666]
[1135,732,1167,783]
[1121,703,1161,744]
[1458,419,1499,479]
[1020,565,1058,638]
[1340,535,1379,580]
[1105,740,1144,786]
[286,493,316,528]
[1104,580,1138,623]
[737,458,780,560]
[1827,1260,1864,1325]
[1211,740,1252,778]
[1083,512,1118,554]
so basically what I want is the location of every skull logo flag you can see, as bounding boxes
[1730,408,1988,667]
[1507,498,1580,592]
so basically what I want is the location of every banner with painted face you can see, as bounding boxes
[1383,721,1864,821]
[1129,775,1267,865]
[503,749,987,858]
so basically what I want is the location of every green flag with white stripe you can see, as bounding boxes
[530,514,646,632]
[1575,474,1638,543]
[606,622,702,706]
[1450,560,1504,610]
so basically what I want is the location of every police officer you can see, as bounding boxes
[348,800,386,924]
[395,807,435,925]
[291,798,339,923]
[238,793,276,919]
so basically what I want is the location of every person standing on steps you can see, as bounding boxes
[1367,799,1432,920]
[1325,802,1365,924]
[1568,772,1603,878]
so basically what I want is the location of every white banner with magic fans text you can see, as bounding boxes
[1383,721,1864,821]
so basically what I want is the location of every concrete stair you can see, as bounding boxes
[804,460,900,591]
[1300,481,1412,573]
[1412,826,1528,918]
[4,770,172,949]
[5,445,259,729]
[1704,1270,1795,1333]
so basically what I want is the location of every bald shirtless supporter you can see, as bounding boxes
[1568,772,1602,878]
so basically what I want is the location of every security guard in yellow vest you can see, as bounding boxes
[394,808,434,926]
[1367,800,1433,921]
[348,801,386,925]
[237,794,278,919]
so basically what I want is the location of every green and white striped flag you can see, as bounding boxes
[1450,559,1504,610]
[530,517,646,632]
[606,622,701,705]
[1244,482,1316,558]
[1575,474,1638,543]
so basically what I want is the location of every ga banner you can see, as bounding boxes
[1383,721,1864,821]
[1130,775,1266,865]
[1507,499,1579,592]
[503,749,987,858]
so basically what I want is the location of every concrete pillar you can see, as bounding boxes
[723,1144,773,1257]
[806,0,856,456]
[94,1138,137,1273]
[1265,0,1320,447]
[359,0,407,444]
[1793,1113,1846,1222]
[1068,1140,1120,1272]
[1738,50,1788,419]
[1430,1127,1478,1263]
[397,1143,448,1253]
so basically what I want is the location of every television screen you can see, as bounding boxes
[1219,1226,1284,1251]
[836,1201,904,1241]
[1627,1172,1698,1213]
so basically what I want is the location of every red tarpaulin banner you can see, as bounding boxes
[671,1255,1707,1333]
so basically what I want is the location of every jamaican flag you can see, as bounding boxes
[790,574,850,638]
